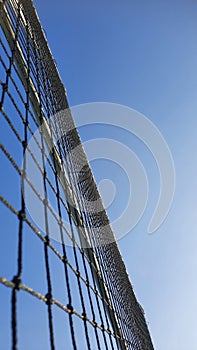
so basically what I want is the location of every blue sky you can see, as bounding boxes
[1,0,197,349]
[34,0,197,349]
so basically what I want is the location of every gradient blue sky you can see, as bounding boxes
[4,0,197,349]
[33,1,197,349]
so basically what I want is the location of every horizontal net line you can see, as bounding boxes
[0,276,127,343]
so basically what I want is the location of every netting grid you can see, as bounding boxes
[0,1,154,349]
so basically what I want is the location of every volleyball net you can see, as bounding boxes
[0,0,154,349]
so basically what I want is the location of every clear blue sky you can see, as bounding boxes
[34,0,197,348]
[1,0,197,349]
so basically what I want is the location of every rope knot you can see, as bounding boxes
[12,275,21,290]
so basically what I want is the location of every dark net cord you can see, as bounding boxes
[0,0,154,349]
[0,3,24,350]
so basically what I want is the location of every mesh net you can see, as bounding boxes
[0,0,154,349]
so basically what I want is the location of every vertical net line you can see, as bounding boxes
[68,212,92,350]
[4,3,24,350]
[61,133,92,350]
[53,155,78,350]
[41,98,56,350]
[32,24,56,350]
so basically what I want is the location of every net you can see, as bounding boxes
[0,0,154,349]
